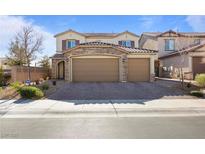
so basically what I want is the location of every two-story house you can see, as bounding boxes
[51,29,157,82]
[139,30,205,79]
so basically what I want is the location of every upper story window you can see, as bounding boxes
[67,40,76,48]
[62,39,79,50]
[165,39,175,51]
[194,39,200,45]
[119,40,134,48]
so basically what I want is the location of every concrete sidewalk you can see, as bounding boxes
[0,99,205,118]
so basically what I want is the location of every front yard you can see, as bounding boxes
[0,78,204,100]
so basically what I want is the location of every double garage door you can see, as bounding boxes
[72,58,150,82]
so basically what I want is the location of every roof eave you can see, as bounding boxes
[54,29,85,37]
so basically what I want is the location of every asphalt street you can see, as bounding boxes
[1,116,205,139]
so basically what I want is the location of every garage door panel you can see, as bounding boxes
[72,58,119,82]
[128,58,150,82]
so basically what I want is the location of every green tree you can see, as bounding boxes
[38,56,50,69]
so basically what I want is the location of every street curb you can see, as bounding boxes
[1,108,205,118]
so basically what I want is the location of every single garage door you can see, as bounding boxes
[72,58,119,82]
[192,57,205,78]
[128,58,150,82]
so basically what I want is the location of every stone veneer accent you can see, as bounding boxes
[52,47,154,82]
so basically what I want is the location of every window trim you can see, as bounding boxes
[165,39,175,51]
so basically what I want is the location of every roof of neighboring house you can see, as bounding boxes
[139,30,205,46]
[141,30,205,37]
[65,41,158,54]
[159,41,205,59]
[141,32,161,37]
[54,29,139,38]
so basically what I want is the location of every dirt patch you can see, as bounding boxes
[0,87,21,99]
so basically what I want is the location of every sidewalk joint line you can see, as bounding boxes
[110,100,118,117]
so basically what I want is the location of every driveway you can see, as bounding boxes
[47,80,195,100]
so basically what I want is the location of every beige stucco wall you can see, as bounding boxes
[160,54,190,72]
[159,54,190,79]
[56,32,139,52]
[141,38,158,50]
[158,36,205,57]
[11,66,50,82]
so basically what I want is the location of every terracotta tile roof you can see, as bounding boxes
[51,53,64,59]
[79,41,158,53]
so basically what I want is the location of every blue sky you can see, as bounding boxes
[1,15,205,61]
[23,15,196,35]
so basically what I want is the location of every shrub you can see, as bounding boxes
[19,86,44,99]
[10,81,21,90]
[195,74,205,88]
[190,90,204,97]
[41,84,49,90]
[0,87,2,93]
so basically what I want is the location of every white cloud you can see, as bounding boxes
[139,16,163,31]
[186,15,205,32]
[0,16,55,64]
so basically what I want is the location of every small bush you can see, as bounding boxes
[0,87,2,93]
[195,74,205,88]
[41,84,49,90]
[19,86,44,99]
[190,90,204,97]
[10,81,21,90]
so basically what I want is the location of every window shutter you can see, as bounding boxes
[62,40,67,50]
[131,41,135,48]
[76,40,80,45]
[119,41,122,45]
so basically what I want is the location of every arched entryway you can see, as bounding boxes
[57,61,65,79]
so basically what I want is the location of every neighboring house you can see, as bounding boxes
[51,29,158,82]
[139,30,205,79]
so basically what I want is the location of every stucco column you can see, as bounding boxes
[51,59,57,79]
[120,54,128,82]
[64,58,70,81]
[188,55,193,79]
[150,56,155,82]
[188,56,192,72]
